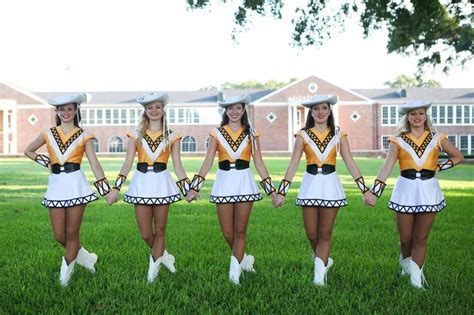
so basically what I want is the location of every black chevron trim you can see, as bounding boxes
[295,198,348,208]
[124,194,182,205]
[42,193,98,208]
[209,193,262,204]
[388,200,446,213]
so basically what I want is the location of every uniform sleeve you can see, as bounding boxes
[82,130,95,144]
[438,132,447,142]
[338,129,348,139]
[388,135,398,144]
[40,128,49,142]
[209,129,218,141]
[294,130,304,139]
[127,130,138,142]
[169,131,182,146]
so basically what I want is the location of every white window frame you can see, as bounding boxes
[381,105,401,126]
[381,135,391,151]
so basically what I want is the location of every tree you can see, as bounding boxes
[384,74,442,88]
[200,78,298,90]
[186,0,473,73]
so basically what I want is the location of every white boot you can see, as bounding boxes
[409,259,427,289]
[76,247,98,273]
[147,255,162,283]
[313,257,333,286]
[161,250,176,273]
[399,254,411,276]
[59,257,76,287]
[229,256,242,285]
[241,253,256,273]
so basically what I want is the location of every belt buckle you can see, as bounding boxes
[147,166,154,172]
[317,167,323,174]
[60,166,65,172]
[415,172,421,179]
[229,163,236,169]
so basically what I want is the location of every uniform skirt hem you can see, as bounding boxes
[388,200,446,213]
[210,193,262,204]
[296,198,347,208]
[124,194,182,205]
[42,193,98,208]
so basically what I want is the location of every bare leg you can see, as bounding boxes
[315,207,339,265]
[64,204,86,263]
[411,213,437,267]
[135,205,154,248]
[151,205,170,260]
[302,206,319,253]
[49,208,66,246]
[396,213,415,258]
[232,202,253,262]
[217,203,235,249]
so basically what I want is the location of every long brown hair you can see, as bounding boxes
[220,104,252,135]
[55,104,81,127]
[303,104,336,135]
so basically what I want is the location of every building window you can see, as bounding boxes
[181,136,196,152]
[308,82,318,93]
[105,109,112,124]
[178,109,185,123]
[458,135,474,155]
[168,108,176,123]
[113,109,120,124]
[92,138,100,152]
[381,105,401,126]
[108,136,124,152]
[381,136,390,151]
[89,109,96,125]
[121,109,127,124]
[447,135,457,147]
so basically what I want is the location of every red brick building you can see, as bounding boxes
[1,76,473,156]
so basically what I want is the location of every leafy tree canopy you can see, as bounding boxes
[384,74,442,88]
[186,0,473,73]
[200,78,298,90]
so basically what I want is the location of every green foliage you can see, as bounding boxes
[186,0,473,73]
[384,74,442,88]
[201,77,298,90]
[1,157,473,313]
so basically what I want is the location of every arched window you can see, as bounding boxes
[108,136,124,153]
[181,136,196,152]
[92,138,100,152]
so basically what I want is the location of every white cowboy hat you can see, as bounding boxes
[398,100,432,115]
[47,93,92,107]
[217,94,251,108]
[136,92,169,106]
[301,95,338,108]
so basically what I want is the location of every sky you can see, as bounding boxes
[0,0,472,92]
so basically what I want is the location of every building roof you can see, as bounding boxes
[36,89,274,105]
[353,88,474,103]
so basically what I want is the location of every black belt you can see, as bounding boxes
[137,162,167,173]
[218,159,250,171]
[306,164,336,175]
[400,169,435,180]
[51,163,81,174]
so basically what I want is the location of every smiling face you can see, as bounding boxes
[56,103,77,124]
[225,103,245,124]
[144,101,164,121]
[407,107,427,129]
[311,102,331,125]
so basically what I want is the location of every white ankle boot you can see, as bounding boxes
[399,254,411,276]
[241,253,255,273]
[161,250,176,273]
[313,257,333,286]
[229,256,242,285]
[60,257,76,287]
[147,255,162,283]
[76,247,98,273]
[409,259,427,289]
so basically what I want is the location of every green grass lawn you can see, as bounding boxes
[0,157,473,313]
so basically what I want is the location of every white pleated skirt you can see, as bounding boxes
[42,170,98,208]
[124,170,182,205]
[296,171,347,208]
[210,168,262,204]
[388,176,446,213]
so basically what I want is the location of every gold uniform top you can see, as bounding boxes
[40,126,94,165]
[127,129,181,165]
[295,128,347,166]
[209,125,260,162]
[389,131,446,171]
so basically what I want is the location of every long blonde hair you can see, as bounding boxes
[397,108,434,134]
[137,104,170,146]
